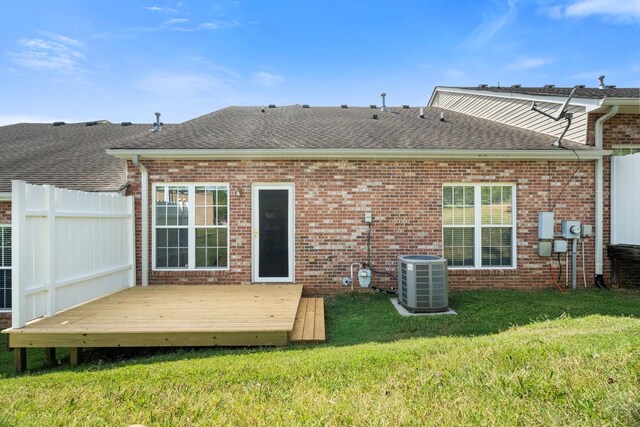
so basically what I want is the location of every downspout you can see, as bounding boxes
[594,105,619,283]
[132,155,149,286]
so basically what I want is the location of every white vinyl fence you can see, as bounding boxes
[611,153,640,245]
[11,181,135,328]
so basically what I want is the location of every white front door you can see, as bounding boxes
[251,184,295,283]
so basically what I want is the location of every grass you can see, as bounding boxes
[0,289,639,426]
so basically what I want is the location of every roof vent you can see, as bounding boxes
[576,85,585,88]
[85,121,98,126]
[372,114,378,120]
[606,85,617,89]
[121,122,132,126]
[369,104,377,109]
[302,104,310,108]
[151,112,162,132]
[598,75,605,89]
[268,104,276,108]
[419,107,425,119]
[380,92,388,112]
[402,104,410,109]
[511,84,521,88]
[478,84,488,88]
[52,121,66,126]
[439,112,445,122]
[341,104,348,108]
[261,107,266,113]
[544,84,555,88]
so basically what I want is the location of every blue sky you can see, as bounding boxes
[1,0,639,125]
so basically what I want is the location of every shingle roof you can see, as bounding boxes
[111,105,594,151]
[448,86,640,99]
[0,121,171,193]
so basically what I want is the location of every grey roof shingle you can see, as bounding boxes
[447,86,640,99]
[0,121,171,193]
[111,105,594,151]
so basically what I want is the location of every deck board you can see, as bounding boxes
[291,297,325,343]
[4,285,303,348]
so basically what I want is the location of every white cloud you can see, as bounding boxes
[464,0,517,48]
[173,21,240,31]
[251,72,284,87]
[166,18,189,24]
[8,33,86,73]
[508,57,552,70]
[545,0,640,22]
[144,6,176,13]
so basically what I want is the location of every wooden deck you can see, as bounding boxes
[4,285,305,350]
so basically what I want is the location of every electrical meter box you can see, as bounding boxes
[554,240,568,253]
[561,220,581,239]
[538,212,554,239]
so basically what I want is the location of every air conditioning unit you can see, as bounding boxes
[398,255,449,313]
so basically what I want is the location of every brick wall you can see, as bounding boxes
[127,159,597,294]
[0,201,10,224]
[588,112,640,288]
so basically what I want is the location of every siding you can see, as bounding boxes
[432,91,588,144]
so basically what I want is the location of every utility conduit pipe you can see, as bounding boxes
[594,105,618,282]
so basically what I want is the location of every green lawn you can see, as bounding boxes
[1,289,639,426]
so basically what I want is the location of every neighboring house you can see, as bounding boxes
[0,120,170,326]
[103,85,639,294]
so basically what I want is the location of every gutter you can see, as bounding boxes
[0,192,11,202]
[594,105,619,281]
[106,148,608,161]
[132,155,149,286]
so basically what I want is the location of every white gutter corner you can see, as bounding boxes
[594,105,619,280]
[132,155,149,286]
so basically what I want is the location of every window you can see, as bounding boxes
[154,184,229,270]
[612,145,640,157]
[443,184,515,268]
[0,225,10,310]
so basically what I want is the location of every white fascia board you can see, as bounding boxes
[107,148,609,161]
[0,192,11,201]
[431,87,601,109]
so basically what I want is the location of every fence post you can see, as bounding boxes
[11,180,26,329]
[44,185,56,317]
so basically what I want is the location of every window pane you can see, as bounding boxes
[156,248,167,268]
[443,227,474,267]
[166,206,177,225]
[195,228,207,248]
[217,207,228,225]
[196,248,206,267]
[207,248,219,267]
[218,248,228,267]
[156,229,167,247]
[443,187,453,206]
[443,206,454,225]
[481,227,512,267]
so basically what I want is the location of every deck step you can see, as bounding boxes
[290,298,325,343]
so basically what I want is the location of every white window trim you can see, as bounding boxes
[442,183,517,270]
[152,183,230,271]
[0,224,11,312]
